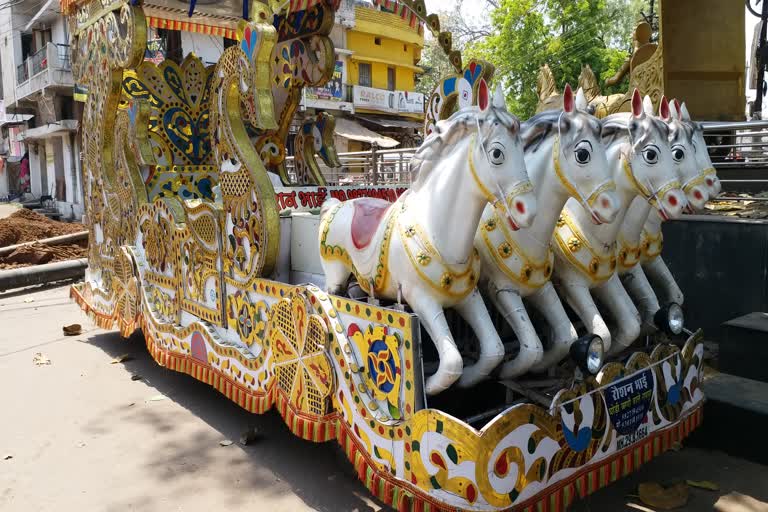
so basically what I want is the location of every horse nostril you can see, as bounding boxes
[515,201,526,214]
[706,178,714,186]
[600,197,610,209]
[693,190,703,200]
[668,195,678,207]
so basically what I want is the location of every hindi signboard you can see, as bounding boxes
[604,368,654,436]
[275,185,408,215]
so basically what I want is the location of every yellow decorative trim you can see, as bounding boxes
[401,221,480,300]
[640,229,663,260]
[480,213,553,289]
[319,201,400,295]
[468,135,533,213]
[553,211,616,283]
[622,155,680,209]
[553,138,616,208]
[617,236,642,272]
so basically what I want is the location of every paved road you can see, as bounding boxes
[1,284,767,512]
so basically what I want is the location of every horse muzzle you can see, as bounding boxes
[586,187,620,225]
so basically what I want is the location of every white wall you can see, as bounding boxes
[29,145,41,196]
[181,32,223,66]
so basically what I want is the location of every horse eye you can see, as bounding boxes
[673,148,684,161]
[489,147,504,164]
[575,148,590,164]
[643,149,658,164]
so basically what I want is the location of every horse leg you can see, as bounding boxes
[321,260,351,296]
[642,256,684,306]
[557,269,613,353]
[404,289,463,395]
[593,274,641,355]
[484,285,542,380]
[528,282,578,372]
[620,264,661,334]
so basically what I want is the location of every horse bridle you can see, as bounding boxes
[552,135,615,216]
[468,133,533,216]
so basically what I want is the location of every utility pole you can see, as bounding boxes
[748,0,768,118]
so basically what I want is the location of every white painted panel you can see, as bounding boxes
[290,213,323,275]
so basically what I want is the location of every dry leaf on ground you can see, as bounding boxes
[33,352,51,366]
[63,324,82,336]
[686,480,720,491]
[3,454,12,460]
[638,482,689,510]
[219,440,234,447]
[130,374,142,381]
[110,354,132,364]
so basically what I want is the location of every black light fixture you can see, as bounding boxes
[654,302,684,336]
[570,334,604,375]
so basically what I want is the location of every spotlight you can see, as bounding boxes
[570,334,604,375]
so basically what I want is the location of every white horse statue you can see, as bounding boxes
[319,81,537,395]
[617,97,706,331]
[638,100,720,307]
[551,89,686,355]
[475,84,620,379]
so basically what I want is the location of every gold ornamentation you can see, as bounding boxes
[498,242,513,258]
[267,294,334,416]
[553,210,617,284]
[416,252,431,265]
[484,218,497,231]
[400,221,480,300]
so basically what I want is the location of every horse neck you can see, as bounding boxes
[409,144,488,264]
[621,195,653,245]
[518,139,568,260]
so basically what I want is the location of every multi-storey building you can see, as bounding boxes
[302,0,425,151]
[0,0,81,218]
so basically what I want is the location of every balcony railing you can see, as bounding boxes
[16,43,73,100]
[286,146,417,186]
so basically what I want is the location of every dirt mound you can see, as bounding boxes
[0,208,85,247]
[0,241,88,270]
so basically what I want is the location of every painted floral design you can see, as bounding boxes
[348,324,402,419]
[267,295,334,416]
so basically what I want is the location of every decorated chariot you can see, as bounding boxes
[68,0,712,510]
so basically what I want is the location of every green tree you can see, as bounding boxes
[466,0,646,119]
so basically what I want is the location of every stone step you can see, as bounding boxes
[719,312,768,382]
[689,372,768,465]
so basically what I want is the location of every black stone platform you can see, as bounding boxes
[719,312,768,382]
[689,372,768,465]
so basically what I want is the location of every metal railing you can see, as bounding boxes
[16,62,28,85]
[286,146,417,185]
[29,46,48,76]
[703,120,768,169]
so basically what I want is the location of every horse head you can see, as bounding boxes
[602,89,686,221]
[661,98,709,212]
[523,84,620,225]
[675,99,721,200]
[467,80,537,229]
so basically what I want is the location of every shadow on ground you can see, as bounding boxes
[83,329,382,512]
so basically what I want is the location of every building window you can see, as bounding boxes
[359,63,372,87]
[387,67,396,91]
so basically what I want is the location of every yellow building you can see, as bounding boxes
[347,5,424,107]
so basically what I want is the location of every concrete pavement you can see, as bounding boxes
[1,283,767,512]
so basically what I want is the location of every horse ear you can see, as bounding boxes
[642,95,655,116]
[575,87,588,111]
[680,101,691,121]
[492,84,506,110]
[631,89,643,118]
[563,83,574,113]
[659,95,670,120]
[668,98,679,120]
[478,79,490,111]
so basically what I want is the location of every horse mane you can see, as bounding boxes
[410,106,519,192]
[578,65,601,103]
[522,109,600,153]
[602,113,670,149]
[667,118,694,145]
[537,64,558,102]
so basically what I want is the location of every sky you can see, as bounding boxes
[424,0,489,20]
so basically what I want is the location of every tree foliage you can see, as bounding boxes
[418,0,647,119]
